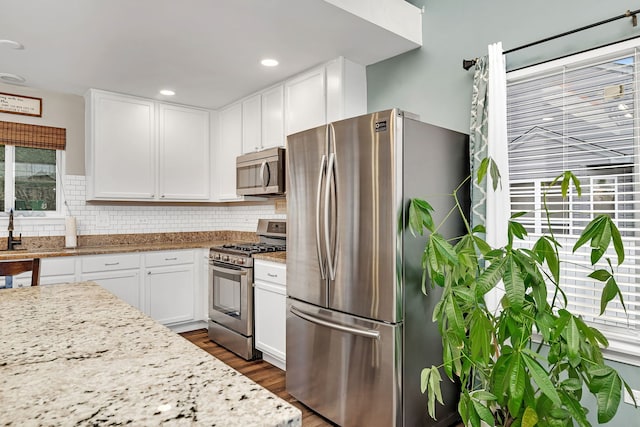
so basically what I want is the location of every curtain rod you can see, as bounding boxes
[462,8,640,70]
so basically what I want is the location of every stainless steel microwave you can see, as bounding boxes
[236,147,285,196]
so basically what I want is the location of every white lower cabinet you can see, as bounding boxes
[40,257,78,285]
[81,253,143,310]
[144,250,195,326]
[254,259,286,370]
[76,249,206,332]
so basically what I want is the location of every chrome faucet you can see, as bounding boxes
[7,209,21,251]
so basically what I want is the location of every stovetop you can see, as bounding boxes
[210,219,286,267]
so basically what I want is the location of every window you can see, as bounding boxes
[507,40,640,359]
[0,121,66,216]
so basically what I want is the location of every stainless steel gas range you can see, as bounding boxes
[208,219,286,360]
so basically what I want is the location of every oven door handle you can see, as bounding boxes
[211,265,248,276]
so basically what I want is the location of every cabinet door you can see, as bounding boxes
[41,257,78,285]
[254,281,286,364]
[145,265,195,325]
[82,270,142,310]
[89,91,156,200]
[216,103,243,200]
[242,94,262,154]
[285,67,326,135]
[261,85,284,149]
[158,104,210,200]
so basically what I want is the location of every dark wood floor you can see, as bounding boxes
[180,329,336,427]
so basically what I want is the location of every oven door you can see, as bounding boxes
[209,261,253,336]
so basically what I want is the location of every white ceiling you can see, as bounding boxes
[0,0,421,109]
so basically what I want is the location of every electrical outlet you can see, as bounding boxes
[624,388,640,406]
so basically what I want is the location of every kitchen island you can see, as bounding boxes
[0,282,301,426]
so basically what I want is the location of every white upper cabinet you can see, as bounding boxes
[86,90,156,200]
[215,102,243,201]
[285,67,326,136]
[241,94,262,154]
[158,104,210,200]
[261,85,285,150]
[285,57,366,136]
[85,89,211,202]
[241,85,285,154]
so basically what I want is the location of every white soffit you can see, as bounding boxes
[324,0,423,47]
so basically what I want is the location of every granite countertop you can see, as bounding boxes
[0,282,301,426]
[253,251,287,264]
[0,231,261,261]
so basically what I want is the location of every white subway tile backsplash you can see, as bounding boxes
[45,175,286,236]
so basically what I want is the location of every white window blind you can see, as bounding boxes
[506,45,640,356]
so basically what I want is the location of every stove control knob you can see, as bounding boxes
[223,255,229,262]
[214,254,221,260]
[237,258,245,265]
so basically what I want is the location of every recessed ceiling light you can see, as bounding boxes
[0,73,26,84]
[0,39,24,50]
[542,117,554,121]
[159,89,175,96]
[261,59,279,67]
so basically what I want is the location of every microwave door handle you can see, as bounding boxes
[259,161,267,189]
[316,154,327,279]
[324,151,336,281]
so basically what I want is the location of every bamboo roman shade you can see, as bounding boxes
[0,121,66,150]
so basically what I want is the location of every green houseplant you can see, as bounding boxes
[408,158,635,427]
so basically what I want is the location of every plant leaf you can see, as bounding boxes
[522,352,562,407]
[558,389,590,427]
[588,269,612,282]
[471,399,495,426]
[573,215,607,253]
[565,316,581,368]
[600,277,625,315]
[521,406,538,427]
[503,255,525,312]
[477,157,490,186]
[408,198,435,235]
[431,233,459,266]
[591,370,622,423]
[489,158,501,191]
[609,219,625,265]
[476,256,507,297]
[508,353,526,417]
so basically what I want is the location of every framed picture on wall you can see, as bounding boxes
[0,92,42,117]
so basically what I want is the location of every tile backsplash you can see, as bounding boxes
[12,175,285,237]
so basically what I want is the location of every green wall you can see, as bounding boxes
[368,0,640,133]
[366,0,640,424]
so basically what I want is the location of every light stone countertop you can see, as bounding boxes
[253,251,287,264]
[0,282,301,426]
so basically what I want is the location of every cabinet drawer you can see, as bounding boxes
[82,253,141,273]
[254,260,286,285]
[41,257,76,276]
[145,250,194,267]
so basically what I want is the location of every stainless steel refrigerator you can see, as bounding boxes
[286,109,469,427]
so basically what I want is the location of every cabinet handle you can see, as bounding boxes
[104,262,120,266]
[267,273,278,278]
[147,271,152,275]
[165,257,177,261]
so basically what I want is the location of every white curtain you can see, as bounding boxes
[485,42,510,312]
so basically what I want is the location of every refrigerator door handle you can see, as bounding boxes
[324,151,336,280]
[316,154,327,279]
[290,305,380,339]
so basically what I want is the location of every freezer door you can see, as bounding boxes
[327,109,400,322]
[286,299,401,427]
[286,125,329,307]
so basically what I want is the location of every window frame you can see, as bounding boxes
[506,37,640,365]
[1,145,66,218]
